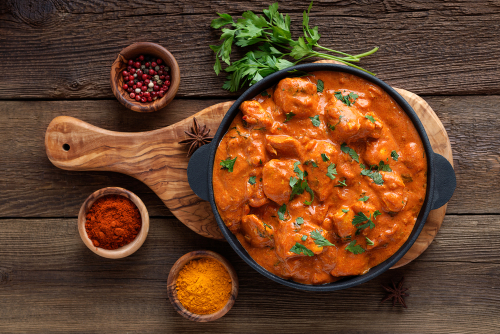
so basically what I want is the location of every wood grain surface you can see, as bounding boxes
[1,0,500,332]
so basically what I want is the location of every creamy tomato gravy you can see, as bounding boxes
[213,71,427,285]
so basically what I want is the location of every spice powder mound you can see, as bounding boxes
[85,195,142,250]
[176,258,232,315]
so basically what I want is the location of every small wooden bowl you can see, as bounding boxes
[110,42,180,112]
[78,187,150,259]
[167,250,239,322]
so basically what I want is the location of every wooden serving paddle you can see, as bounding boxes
[44,63,453,268]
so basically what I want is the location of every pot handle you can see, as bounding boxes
[431,152,456,210]
[187,143,212,201]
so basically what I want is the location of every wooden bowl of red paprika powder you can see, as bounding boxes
[78,187,150,259]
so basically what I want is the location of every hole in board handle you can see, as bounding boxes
[62,144,70,151]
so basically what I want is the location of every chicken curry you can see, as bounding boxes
[213,71,427,285]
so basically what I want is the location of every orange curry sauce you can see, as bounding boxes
[213,71,427,285]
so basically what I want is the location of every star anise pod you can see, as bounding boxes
[381,276,409,308]
[179,117,213,157]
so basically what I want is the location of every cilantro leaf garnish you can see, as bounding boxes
[358,196,369,202]
[309,115,321,127]
[304,184,314,205]
[326,163,337,180]
[249,176,257,185]
[293,161,304,180]
[360,167,384,185]
[365,237,374,246]
[317,79,324,93]
[365,115,376,123]
[278,204,288,220]
[310,230,334,247]
[263,222,272,230]
[341,208,349,213]
[290,242,314,256]
[295,217,304,225]
[334,91,359,106]
[261,91,269,97]
[220,157,237,172]
[304,160,318,167]
[351,212,375,231]
[373,210,382,220]
[285,112,296,122]
[301,235,307,241]
[378,160,392,172]
[321,153,329,162]
[209,3,378,92]
[340,143,359,163]
[345,240,365,254]
[335,178,347,187]
[289,177,306,201]
[391,150,399,161]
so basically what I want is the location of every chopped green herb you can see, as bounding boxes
[378,160,392,172]
[391,150,399,161]
[254,127,266,131]
[328,123,336,131]
[340,143,359,163]
[345,240,365,254]
[304,184,314,205]
[317,79,324,93]
[358,196,369,202]
[304,160,318,167]
[277,127,282,130]
[295,217,304,225]
[351,212,375,230]
[285,112,296,122]
[341,208,349,213]
[259,159,263,164]
[365,115,376,123]
[326,163,337,180]
[260,178,263,182]
[310,230,334,247]
[301,235,307,241]
[309,115,321,127]
[360,167,384,185]
[290,242,314,256]
[236,130,248,138]
[220,157,237,172]
[263,222,272,230]
[373,210,382,220]
[249,176,256,185]
[293,161,304,180]
[278,204,287,220]
[365,237,374,246]
[321,153,330,162]
[334,91,359,106]
[335,178,348,187]
[261,91,269,97]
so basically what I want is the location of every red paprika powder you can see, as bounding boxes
[85,195,142,250]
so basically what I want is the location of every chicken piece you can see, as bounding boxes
[274,78,319,118]
[274,219,329,260]
[363,129,398,166]
[240,100,273,128]
[301,140,339,202]
[370,171,406,213]
[325,99,383,142]
[401,142,426,173]
[246,171,269,208]
[265,135,303,160]
[241,214,274,248]
[262,159,301,205]
[246,132,267,167]
[330,207,355,240]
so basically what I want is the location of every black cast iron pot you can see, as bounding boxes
[187,64,456,291]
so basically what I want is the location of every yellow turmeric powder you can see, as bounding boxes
[176,258,232,315]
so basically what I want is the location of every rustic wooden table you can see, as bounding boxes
[1,1,499,332]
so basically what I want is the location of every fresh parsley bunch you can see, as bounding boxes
[210,2,378,92]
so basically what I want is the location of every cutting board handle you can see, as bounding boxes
[187,143,212,201]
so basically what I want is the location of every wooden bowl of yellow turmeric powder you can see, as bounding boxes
[167,250,238,322]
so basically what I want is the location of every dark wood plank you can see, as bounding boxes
[0,215,498,333]
[0,1,499,99]
[0,95,498,217]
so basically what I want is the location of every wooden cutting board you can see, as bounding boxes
[45,63,453,269]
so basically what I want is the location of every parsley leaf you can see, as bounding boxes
[365,115,376,123]
[261,91,269,97]
[285,112,296,122]
[263,222,272,230]
[378,160,392,172]
[310,230,334,247]
[358,196,369,202]
[249,176,256,185]
[346,240,365,254]
[373,210,382,220]
[340,143,359,163]
[290,242,314,256]
[278,204,287,220]
[391,150,399,161]
[334,91,359,106]
[295,217,304,225]
[301,235,307,241]
[360,167,384,185]
[293,161,304,180]
[335,178,347,187]
[304,184,314,205]
[321,153,329,162]
[365,237,374,246]
[220,157,237,172]
[326,163,337,180]
[351,212,375,230]
[304,160,318,167]
[341,208,349,213]
[289,177,307,201]
[317,79,324,93]
[309,115,320,127]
